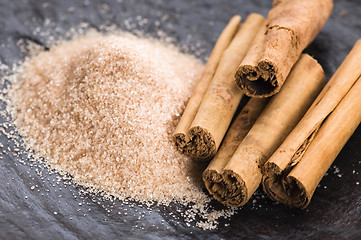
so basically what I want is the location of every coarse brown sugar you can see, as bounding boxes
[6,31,236,229]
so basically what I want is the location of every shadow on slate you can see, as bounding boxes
[0,0,361,239]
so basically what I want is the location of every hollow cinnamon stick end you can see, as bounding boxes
[203,169,248,207]
[172,132,189,153]
[262,162,310,209]
[284,176,310,209]
[202,169,229,205]
[202,169,222,194]
[187,126,217,161]
[262,162,285,202]
[235,60,280,98]
[221,170,249,207]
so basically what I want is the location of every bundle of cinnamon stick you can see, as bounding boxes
[174,0,333,162]
[172,0,361,209]
[173,14,266,160]
[262,40,361,208]
[203,54,324,207]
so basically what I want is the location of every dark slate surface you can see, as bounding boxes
[0,0,361,239]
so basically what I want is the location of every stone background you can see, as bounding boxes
[0,0,360,239]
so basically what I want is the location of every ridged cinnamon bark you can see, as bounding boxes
[173,15,241,153]
[202,98,268,200]
[235,0,333,97]
[186,14,265,160]
[204,54,324,207]
[262,40,361,208]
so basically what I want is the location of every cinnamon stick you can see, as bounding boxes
[186,14,265,160]
[262,40,361,208]
[204,54,325,207]
[235,0,333,97]
[173,15,241,153]
[202,98,268,198]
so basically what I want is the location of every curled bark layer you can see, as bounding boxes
[204,54,325,206]
[235,0,333,97]
[263,40,361,208]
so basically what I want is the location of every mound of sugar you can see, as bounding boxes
[9,32,209,204]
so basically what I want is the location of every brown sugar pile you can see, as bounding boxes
[8,32,208,205]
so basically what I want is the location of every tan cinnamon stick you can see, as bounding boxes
[186,14,265,161]
[202,98,269,198]
[235,0,333,97]
[173,15,241,153]
[262,40,361,208]
[204,54,325,207]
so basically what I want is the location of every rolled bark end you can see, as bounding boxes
[235,60,279,98]
[173,133,188,153]
[203,169,248,207]
[221,170,248,207]
[202,169,223,194]
[187,126,217,161]
[283,176,309,209]
[262,162,309,209]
